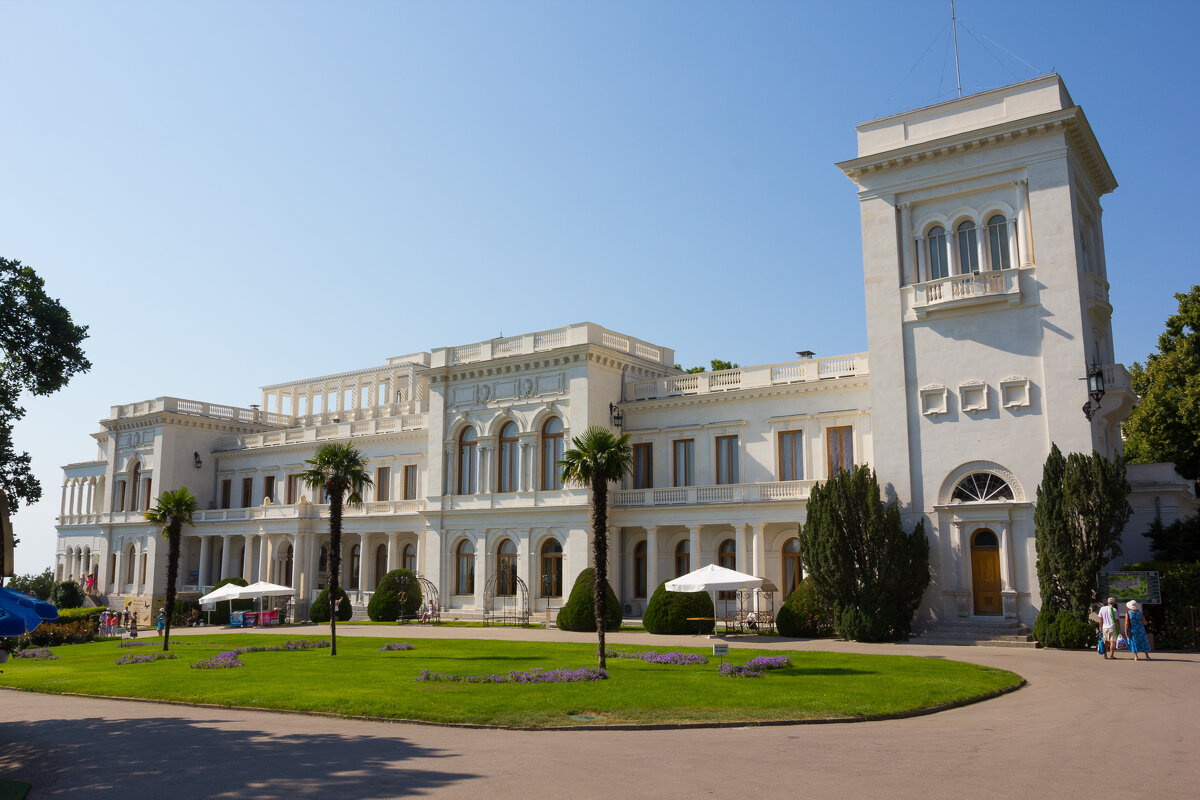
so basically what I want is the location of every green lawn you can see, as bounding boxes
[0,635,1022,728]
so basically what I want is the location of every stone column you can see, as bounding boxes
[975,223,988,272]
[607,527,622,604]
[645,527,659,596]
[199,536,212,587]
[473,533,487,610]
[86,481,95,515]
[241,536,253,581]
[1014,179,1032,266]
[60,482,68,517]
[899,202,913,284]
[688,525,702,570]
[134,538,144,591]
[387,532,399,571]
[735,523,749,573]
[424,529,442,607]
[219,535,232,582]
[479,445,492,494]
[945,228,958,276]
[914,236,926,283]
[358,533,371,598]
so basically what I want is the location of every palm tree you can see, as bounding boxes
[300,442,372,655]
[560,425,632,671]
[144,487,200,652]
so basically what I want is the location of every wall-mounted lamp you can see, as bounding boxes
[1081,361,1106,420]
[193,452,203,469]
[609,402,624,429]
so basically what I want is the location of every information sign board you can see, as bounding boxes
[1098,571,1161,604]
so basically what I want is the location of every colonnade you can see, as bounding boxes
[59,476,103,521]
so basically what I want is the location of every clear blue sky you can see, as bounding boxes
[4,1,1198,575]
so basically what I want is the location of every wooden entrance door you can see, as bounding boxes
[971,529,1002,616]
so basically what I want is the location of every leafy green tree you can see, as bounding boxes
[559,425,632,671]
[1142,515,1200,562]
[1124,285,1200,483]
[301,442,372,655]
[0,258,90,578]
[798,465,929,642]
[1033,444,1132,637]
[144,487,199,652]
[672,359,740,374]
[7,567,55,600]
[49,578,84,609]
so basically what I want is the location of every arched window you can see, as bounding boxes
[125,546,136,587]
[349,544,361,589]
[634,540,647,598]
[988,214,1012,270]
[458,427,478,494]
[541,417,564,490]
[540,539,563,597]
[675,540,690,578]
[403,543,416,572]
[318,545,328,573]
[717,539,736,600]
[374,544,387,589]
[928,226,949,280]
[456,540,476,595]
[130,462,141,511]
[496,539,517,596]
[497,422,518,492]
[956,220,979,272]
[973,529,999,548]
[783,538,802,596]
[952,472,1014,502]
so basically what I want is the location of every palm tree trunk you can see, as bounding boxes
[163,523,180,652]
[329,488,342,656]
[592,474,608,671]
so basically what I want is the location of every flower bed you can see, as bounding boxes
[378,642,415,651]
[603,649,707,665]
[115,652,178,665]
[13,647,59,661]
[192,640,331,669]
[719,655,792,678]
[416,666,608,684]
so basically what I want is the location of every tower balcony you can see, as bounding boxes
[911,269,1021,318]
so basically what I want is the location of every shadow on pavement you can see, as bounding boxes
[0,713,476,798]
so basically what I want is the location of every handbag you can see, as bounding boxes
[1116,635,1127,650]
[1098,638,1105,655]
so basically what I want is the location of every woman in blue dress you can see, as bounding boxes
[1125,600,1152,661]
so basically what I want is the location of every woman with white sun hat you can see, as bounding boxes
[1124,600,1152,661]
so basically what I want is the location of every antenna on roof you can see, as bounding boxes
[951,0,963,98]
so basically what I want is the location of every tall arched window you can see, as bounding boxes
[456,540,475,595]
[458,427,478,494]
[541,417,564,490]
[782,538,802,596]
[125,546,136,588]
[956,220,979,272]
[717,539,736,600]
[928,226,949,280]
[988,214,1012,270]
[497,422,518,492]
[496,539,517,596]
[349,544,361,589]
[540,539,563,598]
[374,544,387,589]
[675,540,690,578]
[403,543,416,572]
[634,540,647,598]
[130,462,141,511]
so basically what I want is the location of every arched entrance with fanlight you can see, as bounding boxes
[970,529,1002,615]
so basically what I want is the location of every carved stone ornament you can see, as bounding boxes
[478,384,491,403]
[518,378,534,398]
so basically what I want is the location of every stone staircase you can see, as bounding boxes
[912,620,1038,648]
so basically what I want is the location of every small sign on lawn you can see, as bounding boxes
[712,643,729,656]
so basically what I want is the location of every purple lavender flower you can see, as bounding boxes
[114,652,178,665]
[13,647,59,660]
[415,666,608,684]
[377,642,415,652]
[602,649,708,665]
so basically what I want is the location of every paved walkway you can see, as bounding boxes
[3,624,1198,798]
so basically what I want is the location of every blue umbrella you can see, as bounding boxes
[0,586,58,636]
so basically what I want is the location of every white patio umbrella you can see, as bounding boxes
[666,564,763,634]
[239,581,295,614]
[198,582,248,625]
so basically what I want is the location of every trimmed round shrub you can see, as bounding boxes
[1033,606,1060,648]
[50,580,85,609]
[368,569,423,621]
[310,586,352,623]
[556,567,622,632]
[208,577,253,625]
[776,578,835,638]
[643,580,714,635]
[834,605,896,643]
[1056,609,1094,649]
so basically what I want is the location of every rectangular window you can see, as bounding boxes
[115,480,126,512]
[286,474,300,505]
[827,426,854,477]
[376,467,390,501]
[779,431,803,481]
[220,480,232,509]
[673,439,695,487]
[633,443,653,489]
[403,465,418,500]
[241,477,253,508]
[715,435,739,485]
[263,475,276,503]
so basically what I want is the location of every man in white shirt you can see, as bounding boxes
[1099,596,1120,659]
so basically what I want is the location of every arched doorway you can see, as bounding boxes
[971,529,1001,616]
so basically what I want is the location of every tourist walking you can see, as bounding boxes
[129,611,138,638]
[1099,597,1120,659]
[156,608,165,637]
[1125,600,1152,661]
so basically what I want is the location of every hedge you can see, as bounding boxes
[643,580,714,635]
[776,578,835,638]
[556,568,622,632]
[367,569,423,621]
[310,586,353,622]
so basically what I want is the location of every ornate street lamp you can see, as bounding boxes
[609,402,623,429]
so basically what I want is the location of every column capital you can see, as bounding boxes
[899,201,912,212]
[1012,178,1028,188]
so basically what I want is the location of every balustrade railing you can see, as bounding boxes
[432,323,671,367]
[628,355,867,400]
[912,269,1019,314]
[612,480,813,507]
[108,396,293,427]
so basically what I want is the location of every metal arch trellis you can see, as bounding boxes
[405,573,440,623]
[483,569,530,626]
[735,581,777,634]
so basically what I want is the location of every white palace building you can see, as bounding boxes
[54,75,1197,631]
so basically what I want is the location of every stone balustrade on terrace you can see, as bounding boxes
[58,499,427,528]
[431,322,674,368]
[107,396,292,426]
[214,412,429,451]
[613,480,814,507]
[625,354,867,401]
[910,269,1020,317]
